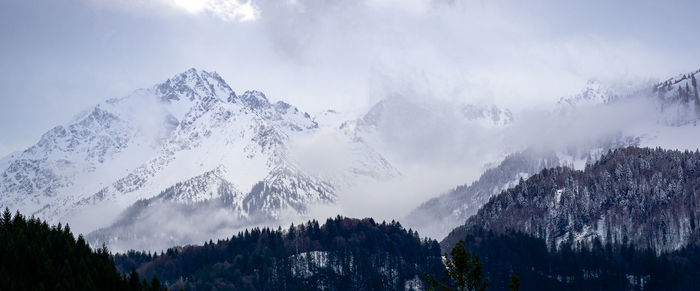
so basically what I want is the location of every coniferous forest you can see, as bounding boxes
[0,208,163,291]
[458,228,700,290]
[2,148,700,290]
[2,207,700,290]
[114,216,444,290]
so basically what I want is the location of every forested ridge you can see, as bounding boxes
[0,208,163,291]
[4,146,700,291]
[114,216,444,290]
[458,228,700,290]
[440,146,700,290]
[445,147,700,252]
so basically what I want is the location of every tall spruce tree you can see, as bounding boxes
[425,240,489,291]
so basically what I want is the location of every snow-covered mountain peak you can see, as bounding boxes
[152,68,235,119]
[351,96,513,133]
[460,103,513,127]
[238,90,269,108]
[156,68,233,102]
[558,79,618,108]
[0,68,400,248]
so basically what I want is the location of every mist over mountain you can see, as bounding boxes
[2,67,699,252]
[4,1,700,290]
[0,69,400,251]
[443,147,700,253]
[405,69,700,239]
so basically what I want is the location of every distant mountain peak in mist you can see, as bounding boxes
[406,68,700,240]
[557,79,620,107]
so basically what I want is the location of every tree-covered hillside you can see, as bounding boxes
[445,147,700,253]
[438,146,700,290]
[0,208,161,291]
[457,228,700,290]
[114,216,444,290]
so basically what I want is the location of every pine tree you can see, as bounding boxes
[508,273,520,291]
[128,268,142,290]
[425,240,489,291]
[150,276,162,291]
[2,208,11,226]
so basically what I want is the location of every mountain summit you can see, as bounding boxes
[0,68,397,250]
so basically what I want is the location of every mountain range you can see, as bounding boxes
[442,147,700,253]
[0,69,399,250]
[405,70,700,240]
[1,68,699,252]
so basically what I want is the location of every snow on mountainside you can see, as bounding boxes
[460,103,513,128]
[443,147,700,253]
[0,68,397,250]
[0,93,168,226]
[557,70,700,127]
[311,109,357,129]
[653,69,700,126]
[405,150,561,240]
[404,136,642,240]
[338,95,513,173]
[408,69,700,241]
[347,96,513,134]
[557,80,620,108]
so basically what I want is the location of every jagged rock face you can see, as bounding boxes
[0,105,141,216]
[443,147,700,253]
[0,68,397,250]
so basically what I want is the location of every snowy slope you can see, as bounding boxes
[0,69,398,249]
[338,95,514,172]
[557,80,621,108]
[653,69,700,126]
[409,69,700,240]
[442,147,700,253]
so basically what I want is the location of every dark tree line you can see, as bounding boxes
[114,216,444,290]
[0,208,163,291]
[458,228,700,291]
[438,146,700,290]
[425,240,493,291]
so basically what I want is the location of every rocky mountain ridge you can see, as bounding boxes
[0,68,397,250]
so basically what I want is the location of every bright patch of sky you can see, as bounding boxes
[172,0,258,21]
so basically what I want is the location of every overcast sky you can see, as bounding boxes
[1,0,699,157]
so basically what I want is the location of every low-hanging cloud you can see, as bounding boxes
[2,0,699,157]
